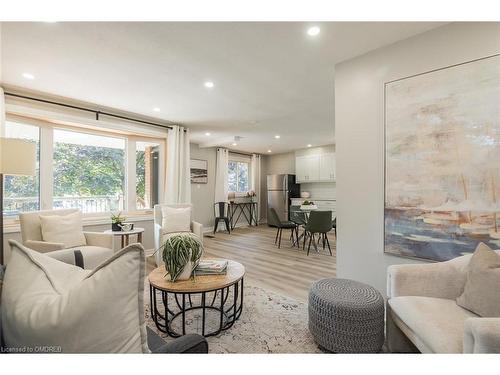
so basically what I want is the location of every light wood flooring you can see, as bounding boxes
[202,225,336,301]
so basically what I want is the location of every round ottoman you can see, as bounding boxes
[308,278,385,353]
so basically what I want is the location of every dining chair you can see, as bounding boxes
[304,210,333,256]
[214,202,231,234]
[290,205,306,247]
[268,207,298,249]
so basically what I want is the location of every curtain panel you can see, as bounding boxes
[164,125,191,204]
[251,154,262,222]
[214,148,229,203]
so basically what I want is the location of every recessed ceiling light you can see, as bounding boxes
[205,132,211,136]
[204,81,215,89]
[267,150,272,153]
[232,142,237,146]
[307,26,321,37]
[22,73,35,80]
[307,144,312,148]
[153,107,161,112]
[274,135,281,139]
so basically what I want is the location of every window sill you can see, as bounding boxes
[3,211,154,234]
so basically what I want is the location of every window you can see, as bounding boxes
[53,129,126,213]
[3,113,165,220]
[228,160,249,193]
[2,121,40,217]
[136,141,160,210]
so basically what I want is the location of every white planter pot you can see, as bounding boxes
[170,260,193,281]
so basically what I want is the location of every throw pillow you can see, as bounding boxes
[161,206,191,233]
[456,242,500,317]
[1,240,148,353]
[39,211,87,248]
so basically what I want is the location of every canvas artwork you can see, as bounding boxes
[190,159,208,184]
[385,55,500,261]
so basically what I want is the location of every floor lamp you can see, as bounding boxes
[0,138,37,265]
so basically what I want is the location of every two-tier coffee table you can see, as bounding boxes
[149,260,245,337]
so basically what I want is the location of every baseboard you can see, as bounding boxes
[202,220,267,235]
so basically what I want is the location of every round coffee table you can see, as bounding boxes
[149,260,245,337]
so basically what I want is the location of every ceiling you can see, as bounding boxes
[1,22,445,154]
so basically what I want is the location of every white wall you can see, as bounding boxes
[335,22,500,294]
[190,143,217,229]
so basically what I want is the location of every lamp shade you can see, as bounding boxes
[0,137,36,176]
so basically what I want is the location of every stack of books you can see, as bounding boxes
[194,259,228,275]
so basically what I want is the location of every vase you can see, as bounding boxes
[170,260,193,281]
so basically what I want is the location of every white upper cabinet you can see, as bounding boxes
[296,152,335,183]
[319,153,335,181]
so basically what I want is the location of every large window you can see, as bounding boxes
[228,160,249,193]
[136,141,160,210]
[3,118,164,219]
[53,129,125,213]
[3,122,40,217]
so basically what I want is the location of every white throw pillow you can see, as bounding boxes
[161,206,191,233]
[39,211,87,248]
[1,240,149,353]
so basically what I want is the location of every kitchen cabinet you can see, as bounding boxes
[319,153,335,181]
[295,155,320,182]
[295,153,335,183]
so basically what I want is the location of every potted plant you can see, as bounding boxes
[160,233,204,282]
[111,212,126,231]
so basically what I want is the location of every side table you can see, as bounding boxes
[104,227,145,248]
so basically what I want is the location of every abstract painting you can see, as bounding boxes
[190,159,208,184]
[384,54,500,261]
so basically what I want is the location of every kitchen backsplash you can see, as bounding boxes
[299,182,336,199]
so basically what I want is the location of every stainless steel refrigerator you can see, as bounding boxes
[267,174,300,222]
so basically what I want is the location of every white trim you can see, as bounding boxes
[126,138,136,211]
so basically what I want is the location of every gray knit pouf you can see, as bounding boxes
[308,278,385,353]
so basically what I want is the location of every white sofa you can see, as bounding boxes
[386,250,500,353]
[153,204,203,266]
[19,208,114,270]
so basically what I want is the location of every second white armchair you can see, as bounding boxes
[153,204,203,266]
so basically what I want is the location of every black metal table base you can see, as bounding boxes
[150,278,244,337]
[229,202,258,230]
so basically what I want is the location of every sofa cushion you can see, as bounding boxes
[161,206,191,234]
[39,211,87,248]
[1,240,148,353]
[389,296,478,353]
[457,242,500,317]
[46,246,114,270]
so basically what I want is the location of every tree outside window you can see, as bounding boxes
[228,161,249,193]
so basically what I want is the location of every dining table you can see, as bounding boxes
[291,205,334,252]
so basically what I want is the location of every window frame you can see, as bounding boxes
[3,115,165,223]
[228,157,251,195]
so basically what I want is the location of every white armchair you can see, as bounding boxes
[19,209,114,270]
[386,250,500,353]
[153,204,203,266]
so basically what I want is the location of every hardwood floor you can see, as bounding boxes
[202,225,336,301]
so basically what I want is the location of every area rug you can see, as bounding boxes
[144,283,323,353]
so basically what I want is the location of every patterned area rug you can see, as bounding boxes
[144,283,323,353]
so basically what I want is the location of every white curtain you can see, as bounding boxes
[164,125,191,204]
[214,148,229,203]
[251,154,262,222]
